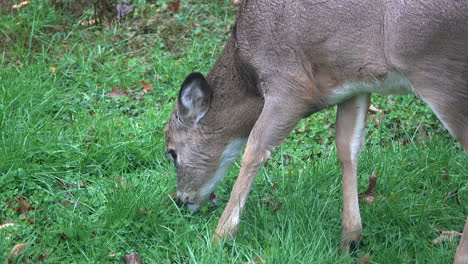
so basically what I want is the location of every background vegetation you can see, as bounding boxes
[1,1,466,263]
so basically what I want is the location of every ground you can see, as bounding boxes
[0,1,466,263]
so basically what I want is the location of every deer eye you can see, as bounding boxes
[167,149,177,162]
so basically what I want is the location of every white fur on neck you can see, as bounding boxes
[199,139,247,198]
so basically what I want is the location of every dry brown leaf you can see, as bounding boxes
[369,114,380,126]
[7,243,28,264]
[359,252,372,264]
[433,231,462,244]
[80,19,97,26]
[368,104,383,114]
[38,251,49,261]
[107,86,131,98]
[418,125,429,140]
[12,1,30,9]
[8,194,35,223]
[432,225,463,244]
[15,194,33,215]
[402,139,410,146]
[137,81,152,93]
[359,171,377,203]
[137,207,153,215]
[245,255,266,264]
[114,177,125,183]
[167,0,180,14]
[123,252,143,264]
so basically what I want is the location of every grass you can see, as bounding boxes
[0,1,467,263]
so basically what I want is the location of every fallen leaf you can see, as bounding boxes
[38,251,49,261]
[0,222,15,230]
[431,225,462,244]
[359,252,372,264]
[368,105,384,126]
[7,243,27,264]
[114,177,125,183]
[137,81,152,93]
[402,139,410,146]
[245,255,265,264]
[368,105,383,114]
[107,86,131,98]
[8,194,35,223]
[137,207,153,215]
[123,252,143,264]
[79,19,97,26]
[359,171,377,204]
[369,114,380,126]
[418,125,429,140]
[15,194,34,215]
[12,1,30,9]
[167,0,180,14]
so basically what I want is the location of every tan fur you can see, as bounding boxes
[455,217,468,264]
[165,0,468,254]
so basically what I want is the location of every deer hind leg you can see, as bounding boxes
[213,93,310,241]
[417,90,468,151]
[407,70,468,151]
[335,94,370,253]
[455,217,468,264]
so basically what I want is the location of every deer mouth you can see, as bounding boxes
[175,191,218,212]
[174,190,204,212]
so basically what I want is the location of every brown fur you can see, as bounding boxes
[165,0,468,254]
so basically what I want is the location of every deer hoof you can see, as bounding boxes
[340,231,363,254]
[211,230,235,244]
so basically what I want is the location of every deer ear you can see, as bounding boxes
[177,72,212,125]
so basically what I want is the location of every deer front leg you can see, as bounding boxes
[213,94,308,241]
[335,94,370,253]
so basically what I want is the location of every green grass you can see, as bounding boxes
[1,1,466,263]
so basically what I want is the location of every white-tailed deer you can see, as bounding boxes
[165,0,468,254]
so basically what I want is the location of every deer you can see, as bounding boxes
[164,0,468,254]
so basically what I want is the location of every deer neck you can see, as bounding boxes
[202,38,263,138]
